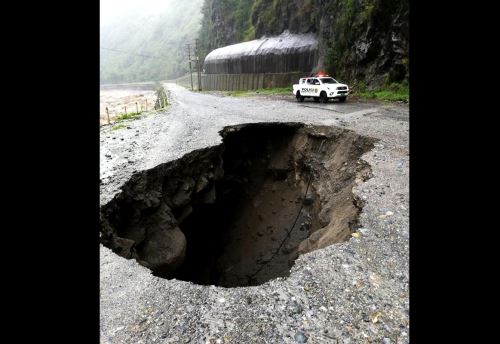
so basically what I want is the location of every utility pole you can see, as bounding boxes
[195,39,202,91]
[186,44,194,91]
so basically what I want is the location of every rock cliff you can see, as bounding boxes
[198,0,408,87]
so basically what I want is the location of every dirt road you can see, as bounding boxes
[100,83,409,343]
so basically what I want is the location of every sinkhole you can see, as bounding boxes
[100,123,376,287]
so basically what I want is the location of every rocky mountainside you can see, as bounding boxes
[198,0,408,88]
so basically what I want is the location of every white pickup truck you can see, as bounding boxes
[292,75,349,103]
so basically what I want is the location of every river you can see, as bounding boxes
[99,82,161,126]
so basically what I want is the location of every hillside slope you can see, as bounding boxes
[198,0,408,88]
[100,0,204,84]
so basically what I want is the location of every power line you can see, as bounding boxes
[100,47,164,59]
[195,39,202,91]
[186,44,194,91]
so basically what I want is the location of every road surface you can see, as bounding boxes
[100,84,409,343]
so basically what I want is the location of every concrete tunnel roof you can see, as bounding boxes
[204,31,318,62]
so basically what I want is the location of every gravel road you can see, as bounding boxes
[100,83,409,343]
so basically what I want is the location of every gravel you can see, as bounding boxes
[100,83,409,343]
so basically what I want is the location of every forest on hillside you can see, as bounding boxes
[100,0,204,84]
[100,0,408,87]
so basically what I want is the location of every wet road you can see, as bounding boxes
[100,83,409,344]
[100,83,408,204]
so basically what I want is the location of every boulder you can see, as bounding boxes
[139,226,186,275]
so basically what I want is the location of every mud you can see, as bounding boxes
[100,122,376,287]
[100,87,157,125]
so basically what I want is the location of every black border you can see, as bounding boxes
[13,1,101,342]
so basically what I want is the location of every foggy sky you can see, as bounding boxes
[100,0,173,26]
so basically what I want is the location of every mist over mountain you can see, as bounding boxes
[100,0,204,84]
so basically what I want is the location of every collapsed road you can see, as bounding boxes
[100,84,409,344]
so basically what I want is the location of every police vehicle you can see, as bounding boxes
[292,74,349,103]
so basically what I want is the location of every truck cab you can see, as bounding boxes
[292,75,349,103]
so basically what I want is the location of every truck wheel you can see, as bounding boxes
[320,92,328,103]
[314,97,320,102]
[296,92,304,102]
[339,97,347,103]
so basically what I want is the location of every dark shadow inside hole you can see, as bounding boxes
[159,125,309,287]
[100,123,376,288]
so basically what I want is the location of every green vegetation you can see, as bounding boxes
[252,0,278,38]
[199,0,408,88]
[324,0,409,86]
[223,84,409,102]
[198,0,258,59]
[115,112,142,121]
[324,0,372,82]
[225,87,291,97]
[100,0,204,83]
[356,83,409,102]
[243,25,256,41]
[235,0,256,41]
[111,123,127,131]
[198,0,317,55]
[101,0,408,87]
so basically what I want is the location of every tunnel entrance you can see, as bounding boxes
[100,123,376,288]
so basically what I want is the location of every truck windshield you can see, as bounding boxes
[320,78,338,84]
